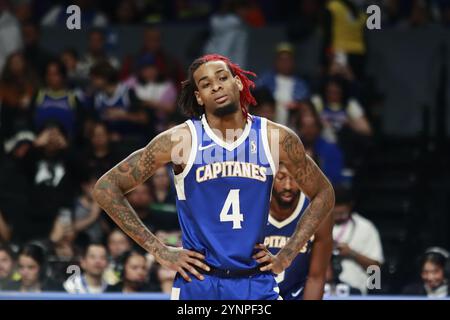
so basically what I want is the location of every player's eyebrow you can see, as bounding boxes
[197,69,228,85]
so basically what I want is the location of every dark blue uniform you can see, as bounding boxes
[264,193,313,300]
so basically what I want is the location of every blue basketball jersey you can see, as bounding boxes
[34,89,77,136]
[173,114,277,270]
[264,194,313,300]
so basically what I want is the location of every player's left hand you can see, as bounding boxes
[252,244,286,274]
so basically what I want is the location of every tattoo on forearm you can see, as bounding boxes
[280,129,335,264]
[93,133,173,256]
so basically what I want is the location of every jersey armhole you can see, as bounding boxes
[261,117,278,176]
[172,120,197,200]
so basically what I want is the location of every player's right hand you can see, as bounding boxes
[155,246,210,282]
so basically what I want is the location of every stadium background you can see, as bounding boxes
[0,0,449,299]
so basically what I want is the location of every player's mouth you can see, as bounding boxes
[214,95,228,104]
[280,192,294,202]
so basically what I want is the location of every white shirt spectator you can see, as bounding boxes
[63,273,108,294]
[332,212,384,294]
[273,75,295,125]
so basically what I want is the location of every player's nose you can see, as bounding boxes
[212,82,222,92]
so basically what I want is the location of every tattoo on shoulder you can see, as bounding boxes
[281,129,303,164]
[280,129,314,186]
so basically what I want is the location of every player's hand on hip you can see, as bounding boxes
[253,243,285,274]
[156,246,210,282]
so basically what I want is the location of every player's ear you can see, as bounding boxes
[194,90,204,106]
[234,76,243,91]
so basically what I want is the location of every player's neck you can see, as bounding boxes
[270,197,299,222]
[204,110,247,143]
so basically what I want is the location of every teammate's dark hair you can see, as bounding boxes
[177,54,257,119]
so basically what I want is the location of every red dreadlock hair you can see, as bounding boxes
[177,54,257,119]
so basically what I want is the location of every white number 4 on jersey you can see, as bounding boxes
[219,189,244,229]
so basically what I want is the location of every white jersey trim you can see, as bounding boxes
[201,114,252,151]
[268,193,306,229]
[173,120,197,200]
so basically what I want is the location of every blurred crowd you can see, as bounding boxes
[0,0,449,296]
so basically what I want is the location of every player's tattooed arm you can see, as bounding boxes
[262,122,335,273]
[93,125,209,281]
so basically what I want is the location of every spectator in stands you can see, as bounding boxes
[47,209,81,284]
[113,0,141,25]
[79,29,120,79]
[323,253,361,297]
[89,61,149,143]
[0,243,16,290]
[11,0,33,24]
[406,0,431,28]
[24,122,79,242]
[0,1,23,73]
[148,167,179,232]
[204,0,249,68]
[157,265,176,295]
[105,228,132,284]
[127,176,179,234]
[127,53,175,134]
[0,130,35,244]
[120,26,185,91]
[326,0,366,80]
[286,0,330,43]
[80,121,120,179]
[21,21,54,77]
[295,105,344,184]
[63,242,109,293]
[106,250,159,293]
[41,0,108,27]
[73,174,104,243]
[332,185,384,294]
[311,76,372,168]
[250,88,276,121]
[31,60,84,139]
[127,183,155,232]
[0,211,11,243]
[107,229,132,263]
[60,48,88,89]
[0,51,37,138]
[257,42,310,125]
[3,243,63,292]
[403,247,449,297]
[312,77,372,138]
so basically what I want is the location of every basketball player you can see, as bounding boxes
[93,54,335,300]
[263,163,333,300]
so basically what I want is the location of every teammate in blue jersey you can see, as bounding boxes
[93,54,335,300]
[264,163,333,300]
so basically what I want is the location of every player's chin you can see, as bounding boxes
[212,102,238,117]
